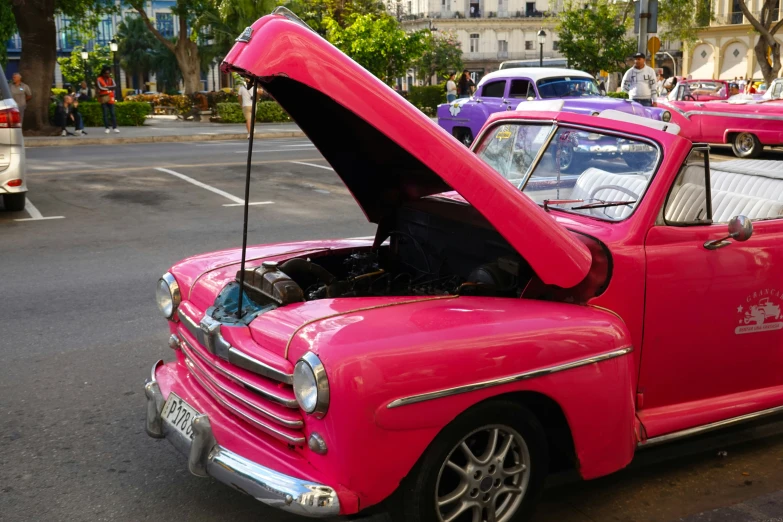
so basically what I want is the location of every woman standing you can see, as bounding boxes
[446,73,457,103]
[96,67,119,134]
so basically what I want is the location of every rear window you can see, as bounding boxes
[0,64,13,101]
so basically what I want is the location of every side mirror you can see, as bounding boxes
[526,96,535,101]
[704,215,753,250]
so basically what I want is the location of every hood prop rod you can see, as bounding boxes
[236,77,259,319]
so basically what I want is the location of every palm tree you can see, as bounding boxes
[117,16,157,91]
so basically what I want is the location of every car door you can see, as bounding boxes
[477,79,510,115]
[637,148,783,438]
[508,78,535,107]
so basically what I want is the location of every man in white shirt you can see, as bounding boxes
[622,52,657,107]
[237,81,256,139]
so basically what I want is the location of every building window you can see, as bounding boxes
[470,33,480,52]
[730,0,743,23]
[96,18,113,45]
[156,13,174,38]
[442,0,446,5]
[526,1,535,15]
[552,40,560,51]
[498,40,508,52]
[59,18,81,50]
[525,40,534,50]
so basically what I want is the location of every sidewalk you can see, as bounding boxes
[679,490,783,521]
[24,116,305,147]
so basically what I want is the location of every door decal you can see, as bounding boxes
[736,289,783,334]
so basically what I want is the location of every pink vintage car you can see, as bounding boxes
[660,95,783,158]
[144,9,783,522]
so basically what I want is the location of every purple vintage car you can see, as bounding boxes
[439,68,672,152]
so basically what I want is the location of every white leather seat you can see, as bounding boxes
[571,168,648,219]
[666,183,783,222]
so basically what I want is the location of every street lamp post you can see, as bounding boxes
[110,38,122,101]
[80,50,89,91]
[537,29,546,67]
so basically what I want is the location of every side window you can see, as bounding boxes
[664,148,783,225]
[481,80,506,98]
[773,81,783,98]
[509,80,533,99]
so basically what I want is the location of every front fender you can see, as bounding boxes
[287,297,636,508]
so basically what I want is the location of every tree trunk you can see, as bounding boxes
[755,37,781,86]
[174,38,202,94]
[11,0,57,133]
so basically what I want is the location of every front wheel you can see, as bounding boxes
[732,132,762,158]
[3,192,26,212]
[393,401,548,522]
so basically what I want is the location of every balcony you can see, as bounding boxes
[400,10,553,20]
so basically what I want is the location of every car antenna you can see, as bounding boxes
[236,76,259,319]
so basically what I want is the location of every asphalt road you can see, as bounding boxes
[2,139,783,522]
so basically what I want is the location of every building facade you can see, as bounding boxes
[686,0,783,80]
[4,0,225,92]
[399,0,563,84]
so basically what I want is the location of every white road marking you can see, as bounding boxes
[155,167,245,204]
[290,161,333,171]
[222,201,275,207]
[280,144,315,148]
[234,149,312,153]
[13,198,65,222]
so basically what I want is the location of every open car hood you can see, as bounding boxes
[222,12,591,288]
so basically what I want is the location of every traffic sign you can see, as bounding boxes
[648,36,661,54]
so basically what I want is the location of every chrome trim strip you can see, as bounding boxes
[177,308,294,385]
[638,404,783,448]
[386,346,633,409]
[181,343,303,429]
[144,378,339,516]
[684,109,783,121]
[181,336,298,408]
[184,357,306,445]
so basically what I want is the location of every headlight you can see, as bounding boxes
[661,110,672,122]
[293,352,330,418]
[156,272,181,319]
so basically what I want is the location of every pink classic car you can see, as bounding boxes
[660,95,783,158]
[144,9,783,522]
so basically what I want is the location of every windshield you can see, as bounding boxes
[537,77,600,98]
[475,123,660,221]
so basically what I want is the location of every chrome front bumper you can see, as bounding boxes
[144,361,340,518]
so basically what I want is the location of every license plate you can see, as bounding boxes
[161,392,200,440]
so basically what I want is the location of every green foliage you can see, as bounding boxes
[216,102,292,123]
[117,16,157,85]
[51,88,69,99]
[48,101,151,126]
[605,91,628,99]
[408,84,446,115]
[56,45,112,86]
[412,30,464,85]
[206,0,280,54]
[658,0,705,45]
[0,1,15,67]
[286,0,388,34]
[557,0,636,76]
[325,13,426,83]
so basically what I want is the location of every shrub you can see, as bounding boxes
[408,84,447,115]
[48,101,151,126]
[216,101,292,123]
[606,91,629,99]
[51,88,68,98]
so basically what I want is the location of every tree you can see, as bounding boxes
[0,2,16,67]
[9,0,115,132]
[204,0,278,56]
[412,30,463,85]
[657,0,710,46]
[56,45,111,86]
[325,13,426,84]
[557,0,636,76]
[286,0,387,34]
[117,16,158,91]
[128,0,214,94]
[736,0,783,85]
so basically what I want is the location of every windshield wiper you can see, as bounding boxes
[543,199,584,211]
[571,200,636,210]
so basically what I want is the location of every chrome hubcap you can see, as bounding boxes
[737,133,755,153]
[559,146,573,168]
[435,426,530,522]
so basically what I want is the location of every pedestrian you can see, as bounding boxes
[237,79,257,139]
[738,76,747,92]
[446,73,457,103]
[96,66,119,134]
[728,82,740,97]
[54,95,84,136]
[655,73,665,96]
[596,76,606,95]
[457,70,471,98]
[621,52,657,107]
[10,72,32,124]
[77,80,92,101]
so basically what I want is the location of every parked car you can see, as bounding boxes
[0,65,26,211]
[669,79,733,101]
[437,68,672,147]
[659,94,783,157]
[144,9,783,522]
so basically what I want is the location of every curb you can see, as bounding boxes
[24,130,306,148]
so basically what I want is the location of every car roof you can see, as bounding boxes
[478,68,593,87]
